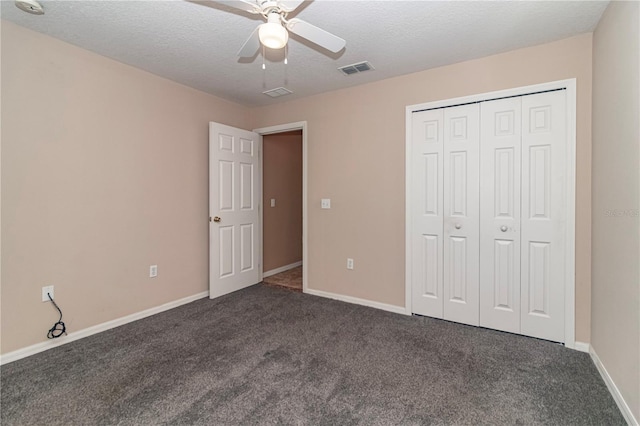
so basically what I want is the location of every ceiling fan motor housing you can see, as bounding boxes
[259,1,280,12]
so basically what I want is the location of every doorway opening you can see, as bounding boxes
[254,122,308,293]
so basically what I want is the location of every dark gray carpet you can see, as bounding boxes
[1,285,624,425]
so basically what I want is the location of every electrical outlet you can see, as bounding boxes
[346,258,354,270]
[150,265,158,278]
[270,198,276,207]
[42,285,54,302]
[321,198,331,209]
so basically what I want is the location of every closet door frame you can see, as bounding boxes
[405,79,577,349]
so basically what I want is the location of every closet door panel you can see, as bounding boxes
[411,109,444,318]
[479,97,522,333]
[443,104,480,326]
[521,91,566,343]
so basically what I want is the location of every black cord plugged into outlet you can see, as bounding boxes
[47,293,66,339]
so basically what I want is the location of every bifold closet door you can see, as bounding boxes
[411,104,480,326]
[443,104,480,326]
[411,109,444,318]
[520,91,567,342]
[479,90,567,342]
[412,89,568,343]
[479,97,522,333]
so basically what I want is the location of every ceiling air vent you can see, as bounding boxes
[338,61,374,76]
[263,87,293,98]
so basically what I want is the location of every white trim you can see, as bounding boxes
[405,79,577,348]
[306,288,408,316]
[572,341,590,353]
[253,121,308,293]
[405,106,414,315]
[259,133,264,283]
[0,291,209,365]
[589,345,639,426]
[263,261,302,278]
[563,79,577,349]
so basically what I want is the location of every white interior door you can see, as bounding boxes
[479,97,522,333]
[411,109,444,318]
[520,91,566,342]
[209,122,261,299]
[443,104,480,325]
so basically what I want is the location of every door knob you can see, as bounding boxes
[500,225,508,232]
[213,216,221,223]
[455,223,462,229]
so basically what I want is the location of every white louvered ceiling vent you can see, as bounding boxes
[263,87,293,98]
[338,61,374,76]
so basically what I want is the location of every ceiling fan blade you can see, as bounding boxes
[286,18,346,53]
[210,0,261,14]
[278,0,305,13]
[237,26,261,57]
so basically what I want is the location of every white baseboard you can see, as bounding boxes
[263,261,302,278]
[0,291,209,365]
[572,341,590,353]
[589,345,638,426]
[305,288,408,316]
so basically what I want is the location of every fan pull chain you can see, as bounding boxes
[262,45,266,89]
[283,44,288,86]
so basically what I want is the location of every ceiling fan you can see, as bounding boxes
[206,0,346,57]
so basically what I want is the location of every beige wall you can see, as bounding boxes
[591,1,640,421]
[1,21,597,356]
[0,22,252,354]
[252,34,594,342]
[263,131,303,272]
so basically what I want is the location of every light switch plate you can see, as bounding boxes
[321,198,331,209]
[270,198,276,207]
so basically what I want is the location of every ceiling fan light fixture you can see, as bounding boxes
[15,0,44,15]
[258,14,288,49]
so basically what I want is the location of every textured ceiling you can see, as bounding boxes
[1,0,608,106]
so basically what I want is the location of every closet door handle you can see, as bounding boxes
[455,223,462,229]
[500,225,508,232]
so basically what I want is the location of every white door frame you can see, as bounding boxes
[253,121,308,293]
[405,79,577,349]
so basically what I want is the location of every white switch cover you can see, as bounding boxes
[347,258,354,270]
[42,285,54,302]
[270,198,276,207]
[321,199,331,209]
[150,265,158,278]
